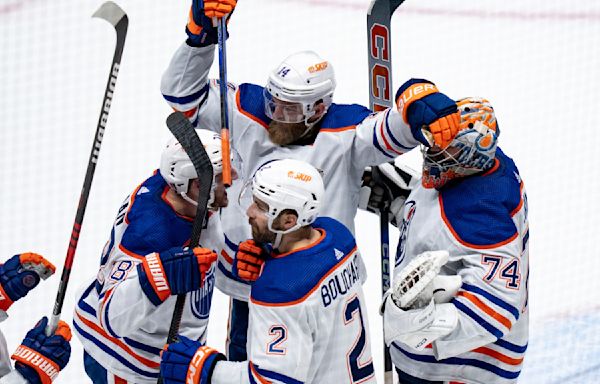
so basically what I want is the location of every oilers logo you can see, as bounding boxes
[190,263,216,320]
[395,201,416,266]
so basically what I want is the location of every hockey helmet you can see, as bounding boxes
[159,129,223,206]
[422,97,500,189]
[264,51,336,126]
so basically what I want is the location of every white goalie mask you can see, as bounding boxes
[159,129,223,207]
[264,51,336,128]
[247,159,325,248]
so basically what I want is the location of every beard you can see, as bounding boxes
[251,224,276,244]
[268,120,309,146]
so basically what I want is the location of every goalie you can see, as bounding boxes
[381,82,530,384]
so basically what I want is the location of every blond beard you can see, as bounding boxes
[268,120,310,146]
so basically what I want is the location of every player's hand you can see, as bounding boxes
[0,253,56,312]
[138,247,217,305]
[395,79,460,149]
[12,316,71,384]
[160,335,225,384]
[233,240,268,282]
[187,0,236,47]
[359,161,419,227]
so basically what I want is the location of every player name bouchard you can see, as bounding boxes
[320,253,361,307]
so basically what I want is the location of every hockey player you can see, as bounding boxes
[161,0,461,360]
[73,130,231,383]
[160,159,377,384]
[381,85,529,383]
[0,253,72,384]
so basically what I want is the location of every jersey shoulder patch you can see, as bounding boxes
[439,148,523,249]
[320,103,372,131]
[251,217,357,305]
[121,173,192,256]
[236,83,270,129]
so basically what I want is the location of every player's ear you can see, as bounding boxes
[280,210,298,231]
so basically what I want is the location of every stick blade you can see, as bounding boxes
[93,1,127,27]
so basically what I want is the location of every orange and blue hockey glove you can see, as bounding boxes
[232,240,269,282]
[12,316,71,384]
[395,79,460,149]
[0,253,55,313]
[138,246,217,306]
[160,335,225,384]
[187,0,237,47]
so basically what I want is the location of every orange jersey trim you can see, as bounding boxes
[249,361,272,384]
[74,311,160,369]
[236,89,269,130]
[378,118,403,155]
[510,182,525,217]
[272,229,326,258]
[118,244,145,261]
[457,291,513,330]
[124,183,144,225]
[221,249,233,265]
[472,346,524,366]
[320,125,356,133]
[251,245,358,307]
[481,158,500,176]
[161,186,194,222]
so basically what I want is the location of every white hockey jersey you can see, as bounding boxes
[208,217,375,384]
[73,172,221,383]
[161,42,420,301]
[0,325,28,383]
[389,149,529,384]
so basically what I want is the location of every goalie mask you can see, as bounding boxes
[264,51,336,130]
[422,97,500,189]
[159,129,223,207]
[244,159,324,248]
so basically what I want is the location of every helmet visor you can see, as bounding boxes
[263,89,305,123]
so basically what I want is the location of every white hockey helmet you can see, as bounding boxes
[159,129,223,206]
[252,159,324,241]
[264,51,336,126]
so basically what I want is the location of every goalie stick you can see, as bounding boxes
[367,0,405,382]
[159,111,214,383]
[48,1,128,335]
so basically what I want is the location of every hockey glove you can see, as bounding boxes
[187,0,236,47]
[160,335,225,384]
[232,240,269,282]
[359,160,420,227]
[12,316,71,384]
[138,247,217,306]
[395,79,460,149]
[0,253,55,313]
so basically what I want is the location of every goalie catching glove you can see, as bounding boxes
[359,160,419,227]
[381,251,461,351]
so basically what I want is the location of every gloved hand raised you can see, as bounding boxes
[232,240,269,282]
[0,253,55,313]
[186,0,237,47]
[395,79,460,149]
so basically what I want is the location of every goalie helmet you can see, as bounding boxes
[422,97,500,189]
[251,159,324,238]
[264,51,336,126]
[159,129,223,206]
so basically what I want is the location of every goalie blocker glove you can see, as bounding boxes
[160,335,225,384]
[138,246,217,306]
[0,253,55,316]
[186,0,237,47]
[11,316,71,384]
[359,160,419,227]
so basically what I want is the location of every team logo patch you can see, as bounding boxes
[190,264,215,320]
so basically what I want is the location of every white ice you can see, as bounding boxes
[1,0,599,382]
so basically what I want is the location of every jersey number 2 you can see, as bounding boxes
[344,295,374,383]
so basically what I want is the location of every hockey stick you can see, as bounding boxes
[217,16,232,187]
[159,111,214,383]
[47,1,127,335]
[367,0,405,382]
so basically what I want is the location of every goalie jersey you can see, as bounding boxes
[161,42,420,301]
[390,149,529,384]
[73,172,221,383]
[209,217,375,384]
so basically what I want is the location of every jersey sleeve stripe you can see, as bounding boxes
[224,234,239,252]
[378,118,404,155]
[162,83,209,106]
[72,321,159,378]
[217,261,251,285]
[252,362,304,384]
[98,287,119,338]
[384,113,413,151]
[452,298,504,339]
[221,249,233,265]
[456,291,513,330]
[371,125,395,159]
[493,339,528,354]
[471,346,524,366]
[461,283,520,320]
[248,362,271,384]
[391,342,521,380]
